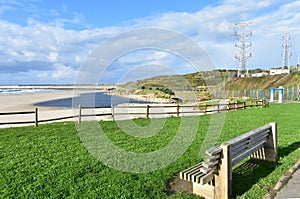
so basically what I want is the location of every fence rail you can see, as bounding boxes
[0,100,268,127]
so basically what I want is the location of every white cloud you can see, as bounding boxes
[1,0,300,84]
[47,52,59,62]
[52,63,78,81]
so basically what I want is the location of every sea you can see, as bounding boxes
[0,88,60,95]
[0,89,151,108]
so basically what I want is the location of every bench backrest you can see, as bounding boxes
[225,123,277,166]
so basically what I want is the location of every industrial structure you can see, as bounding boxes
[281,32,292,73]
[235,21,252,77]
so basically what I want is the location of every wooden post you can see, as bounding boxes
[243,101,246,109]
[215,143,231,199]
[78,104,82,124]
[146,105,150,119]
[176,104,180,117]
[111,105,114,119]
[204,104,207,115]
[34,108,38,127]
[265,122,278,163]
[217,104,220,113]
[234,101,238,111]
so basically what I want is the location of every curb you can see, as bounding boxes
[263,158,300,199]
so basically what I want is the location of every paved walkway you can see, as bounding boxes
[274,163,300,199]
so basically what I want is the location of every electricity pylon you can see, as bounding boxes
[235,21,252,77]
[281,33,292,72]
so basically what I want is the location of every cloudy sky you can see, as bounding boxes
[0,0,300,84]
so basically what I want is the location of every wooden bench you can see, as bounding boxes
[180,122,278,199]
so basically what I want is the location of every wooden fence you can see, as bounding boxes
[0,100,268,127]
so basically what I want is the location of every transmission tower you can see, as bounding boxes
[281,33,292,72]
[235,21,252,77]
[297,56,300,71]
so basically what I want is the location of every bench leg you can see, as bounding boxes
[193,183,215,199]
[215,144,231,199]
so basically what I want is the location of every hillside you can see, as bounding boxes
[225,73,300,90]
[123,71,300,91]
[117,71,300,102]
[123,71,224,89]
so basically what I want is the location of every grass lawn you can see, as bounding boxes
[0,103,299,198]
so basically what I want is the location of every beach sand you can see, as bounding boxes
[0,91,83,128]
[0,91,83,112]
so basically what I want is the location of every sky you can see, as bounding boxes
[0,0,300,85]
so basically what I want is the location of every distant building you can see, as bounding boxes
[251,72,269,77]
[270,69,290,75]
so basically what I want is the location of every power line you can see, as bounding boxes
[235,21,252,77]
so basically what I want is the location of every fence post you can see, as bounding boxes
[111,105,114,119]
[204,104,207,115]
[34,108,38,127]
[243,101,246,109]
[78,104,82,124]
[217,104,220,113]
[250,100,252,108]
[146,105,150,119]
[176,104,180,117]
[234,101,238,111]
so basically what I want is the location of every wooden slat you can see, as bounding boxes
[191,170,206,182]
[231,131,269,152]
[200,166,217,174]
[232,140,267,166]
[231,138,269,158]
[226,124,271,144]
[0,121,35,125]
[180,162,202,180]
[202,159,220,169]
[200,171,215,184]
[204,153,221,162]
[205,145,222,156]
[0,111,35,115]
[226,124,271,146]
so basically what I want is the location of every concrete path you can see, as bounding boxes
[274,165,300,199]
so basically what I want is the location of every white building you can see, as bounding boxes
[251,72,269,77]
[269,69,290,75]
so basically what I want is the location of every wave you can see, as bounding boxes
[0,89,65,95]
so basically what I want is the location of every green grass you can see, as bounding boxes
[0,103,300,198]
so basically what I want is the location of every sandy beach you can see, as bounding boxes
[0,91,83,128]
[0,91,78,112]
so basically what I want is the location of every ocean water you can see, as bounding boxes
[0,89,63,95]
[34,92,151,108]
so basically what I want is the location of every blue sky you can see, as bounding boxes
[0,0,299,84]
[1,1,215,28]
